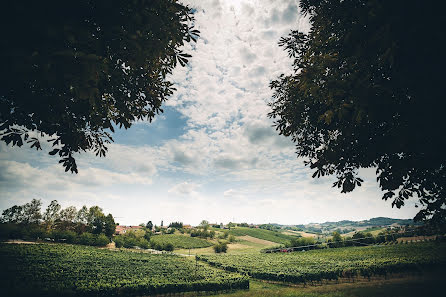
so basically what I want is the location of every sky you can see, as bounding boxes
[0,0,418,226]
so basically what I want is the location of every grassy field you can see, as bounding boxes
[0,243,247,296]
[150,234,213,249]
[228,227,297,244]
[175,235,277,255]
[282,230,319,238]
[175,235,278,256]
[198,242,446,283]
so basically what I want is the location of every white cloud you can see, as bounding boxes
[0,1,420,225]
[168,182,200,195]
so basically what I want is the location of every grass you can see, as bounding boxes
[175,235,277,256]
[228,227,297,244]
[175,240,271,256]
[201,273,445,297]
[150,234,213,249]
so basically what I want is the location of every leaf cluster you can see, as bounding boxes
[269,0,446,225]
[0,0,199,172]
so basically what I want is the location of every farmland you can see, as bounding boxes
[150,234,213,249]
[0,243,248,296]
[228,227,297,244]
[197,242,446,284]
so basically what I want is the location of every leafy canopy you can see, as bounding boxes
[0,0,199,173]
[269,0,445,225]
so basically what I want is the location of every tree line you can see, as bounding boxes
[0,199,116,246]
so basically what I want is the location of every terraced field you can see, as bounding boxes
[0,243,248,296]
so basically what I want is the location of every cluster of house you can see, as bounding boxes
[115,223,264,235]
[114,225,143,235]
[114,224,193,235]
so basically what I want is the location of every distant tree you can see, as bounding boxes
[199,220,209,230]
[1,199,42,224]
[0,0,199,173]
[331,231,344,248]
[22,199,42,224]
[60,206,77,222]
[43,200,61,229]
[103,214,116,238]
[269,0,445,226]
[87,206,103,227]
[169,221,183,229]
[59,205,77,230]
[0,205,24,223]
[75,206,89,225]
[146,221,153,230]
[213,242,228,253]
[351,232,366,246]
[144,231,152,242]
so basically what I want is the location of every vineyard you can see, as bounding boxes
[150,234,213,249]
[197,242,446,284]
[0,243,248,296]
[228,227,297,244]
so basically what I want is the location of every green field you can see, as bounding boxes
[150,234,213,249]
[197,242,446,284]
[0,243,248,296]
[228,227,296,244]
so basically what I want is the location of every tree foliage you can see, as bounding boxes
[0,0,199,173]
[1,198,42,224]
[269,0,445,225]
[1,199,116,237]
[146,220,153,230]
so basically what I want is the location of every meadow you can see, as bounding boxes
[227,227,297,244]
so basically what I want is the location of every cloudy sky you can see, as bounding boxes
[0,0,418,226]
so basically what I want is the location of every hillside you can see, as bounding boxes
[150,234,213,249]
[228,227,297,244]
[284,217,418,235]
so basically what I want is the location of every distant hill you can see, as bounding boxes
[320,217,416,228]
[277,217,420,235]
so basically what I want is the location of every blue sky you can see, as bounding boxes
[0,0,418,226]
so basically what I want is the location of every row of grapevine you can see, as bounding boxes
[197,242,446,284]
[149,234,213,249]
[0,243,248,296]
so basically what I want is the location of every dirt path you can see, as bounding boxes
[4,239,38,244]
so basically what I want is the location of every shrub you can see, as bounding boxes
[77,232,95,246]
[123,236,139,248]
[164,243,174,251]
[114,236,124,248]
[94,234,110,246]
[51,230,77,243]
[138,238,150,249]
[213,242,228,253]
